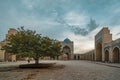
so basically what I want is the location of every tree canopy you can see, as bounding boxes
[2,27,62,64]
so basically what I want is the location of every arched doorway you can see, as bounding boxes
[74,55,76,60]
[62,46,71,60]
[92,53,95,61]
[78,55,80,60]
[113,47,120,63]
[105,50,109,62]
[96,43,102,61]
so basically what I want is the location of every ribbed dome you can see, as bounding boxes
[64,38,71,43]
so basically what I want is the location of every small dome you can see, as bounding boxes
[64,38,71,43]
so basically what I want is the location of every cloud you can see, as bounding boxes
[55,12,99,36]
[64,12,88,26]
[63,30,95,53]
[116,33,120,36]
[110,25,120,40]
[69,26,88,36]
[71,18,99,36]
[0,0,120,54]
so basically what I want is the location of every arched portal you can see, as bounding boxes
[92,53,95,61]
[113,47,120,63]
[105,50,109,62]
[96,43,102,61]
[78,55,80,60]
[62,46,71,60]
[74,55,76,60]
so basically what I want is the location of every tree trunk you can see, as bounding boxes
[35,58,39,64]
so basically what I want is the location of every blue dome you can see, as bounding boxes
[64,38,71,43]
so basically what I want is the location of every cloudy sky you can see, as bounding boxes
[0,0,120,54]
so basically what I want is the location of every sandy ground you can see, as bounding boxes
[0,60,120,80]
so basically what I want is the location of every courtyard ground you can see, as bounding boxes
[0,60,120,80]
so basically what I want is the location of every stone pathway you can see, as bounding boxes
[94,61,120,68]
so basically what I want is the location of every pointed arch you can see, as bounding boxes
[104,50,109,62]
[96,43,102,61]
[113,47,120,63]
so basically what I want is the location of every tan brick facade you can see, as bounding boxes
[0,28,74,61]
[80,27,120,63]
[59,38,74,60]
[0,28,17,62]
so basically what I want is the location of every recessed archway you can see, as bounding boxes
[113,47,120,63]
[74,55,76,60]
[104,50,109,62]
[62,46,71,60]
[78,55,80,60]
[92,53,95,61]
[96,43,102,61]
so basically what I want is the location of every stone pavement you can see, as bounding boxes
[0,60,120,80]
[91,61,120,68]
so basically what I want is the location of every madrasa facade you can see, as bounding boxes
[0,28,76,61]
[60,38,74,60]
[1,27,119,63]
[80,27,120,63]
[0,28,17,62]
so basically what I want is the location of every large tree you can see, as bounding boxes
[2,27,62,64]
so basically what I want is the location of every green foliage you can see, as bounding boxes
[41,37,62,58]
[2,27,62,61]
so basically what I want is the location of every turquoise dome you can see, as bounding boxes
[64,38,71,43]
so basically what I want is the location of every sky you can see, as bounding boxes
[0,0,120,54]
